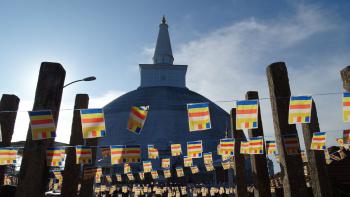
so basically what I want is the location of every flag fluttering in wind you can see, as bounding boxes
[151,171,159,179]
[187,103,211,131]
[249,136,264,154]
[116,174,122,182]
[183,156,193,167]
[124,163,131,174]
[236,100,259,129]
[176,167,184,177]
[0,148,17,165]
[148,145,159,159]
[127,173,134,181]
[46,147,65,167]
[124,145,141,163]
[110,145,124,164]
[143,160,152,172]
[190,166,199,174]
[343,92,350,122]
[161,158,170,169]
[221,160,231,170]
[288,96,312,124]
[139,172,145,180]
[28,110,56,140]
[171,144,182,156]
[205,163,215,172]
[106,175,112,183]
[311,132,326,150]
[266,141,277,155]
[343,130,350,144]
[240,140,250,154]
[219,138,234,156]
[283,134,300,155]
[187,140,203,158]
[203,152,213,164]
[127,106,149,134]
[75,146,92,164]
[80,109,106,138]
[163,169,171,178]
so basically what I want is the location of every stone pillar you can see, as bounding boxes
[15,62,66,197]
[0,94,20,186]
[301,101,333,196]
[61,94,89,197]
[246,91,271,197]
[230,108,248,197]
[266,62,308,197]
[79,138,98,197]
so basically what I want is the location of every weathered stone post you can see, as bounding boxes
[79,139,98,197]
[15,62,66,197]
[301,101,333,196]
[246,91,271,197]
[61,94,89,197]
[266,62,308,197]
[0,94,20,186]
[230,108,248,197]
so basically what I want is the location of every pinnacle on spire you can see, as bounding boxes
[153,16,174,65]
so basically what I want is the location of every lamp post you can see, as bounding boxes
[63,76,96,88]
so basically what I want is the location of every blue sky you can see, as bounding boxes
[1,0,350,168]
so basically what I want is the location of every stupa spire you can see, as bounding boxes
[153,16,174,65]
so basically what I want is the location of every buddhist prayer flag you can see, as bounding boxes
[203,152,213,164]
[249,136,264,154]
[139,172,145,180]
[343,130,350,144]
[221,154,232,161]
[151,171,159,179]
[283,134,300,155]
[183,156,193,167]
[343,93,350,122]
[190,166,199,174]
[266,141,277,155]
[116,174,122,182]
[288,96,312,124]
[75,146,92,164]
[110,145,124,164]
[164,169,171,178]
[236,100,258,129]
[221,160,231,170]
[148,145,159,159]
[161,158,170,169]
[187,103,211,131]
[124,163,131,174]
[46,147,65,167]
[336,138,344,146]
[187,140,203,158]
[219,138,235,156]
[95,167,102,183]
[127,106,149,134]
[80,109,106,138]
[124,145,141,163]
[0,148,17,165]
[28,110,56,140]
[127,173,134,181]
[171,144,182,156]
[311,132,326,150]
[143,160,152,172]
[106,175,112,183]
[176,167,184,177]
[240,140,250,154]
[205,163,215,172]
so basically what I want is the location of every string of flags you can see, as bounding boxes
[4,92,350,142]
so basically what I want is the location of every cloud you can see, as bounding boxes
[141,4,348,171]
[12,90,125,143]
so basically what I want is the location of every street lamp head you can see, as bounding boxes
[83,76,96,81]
